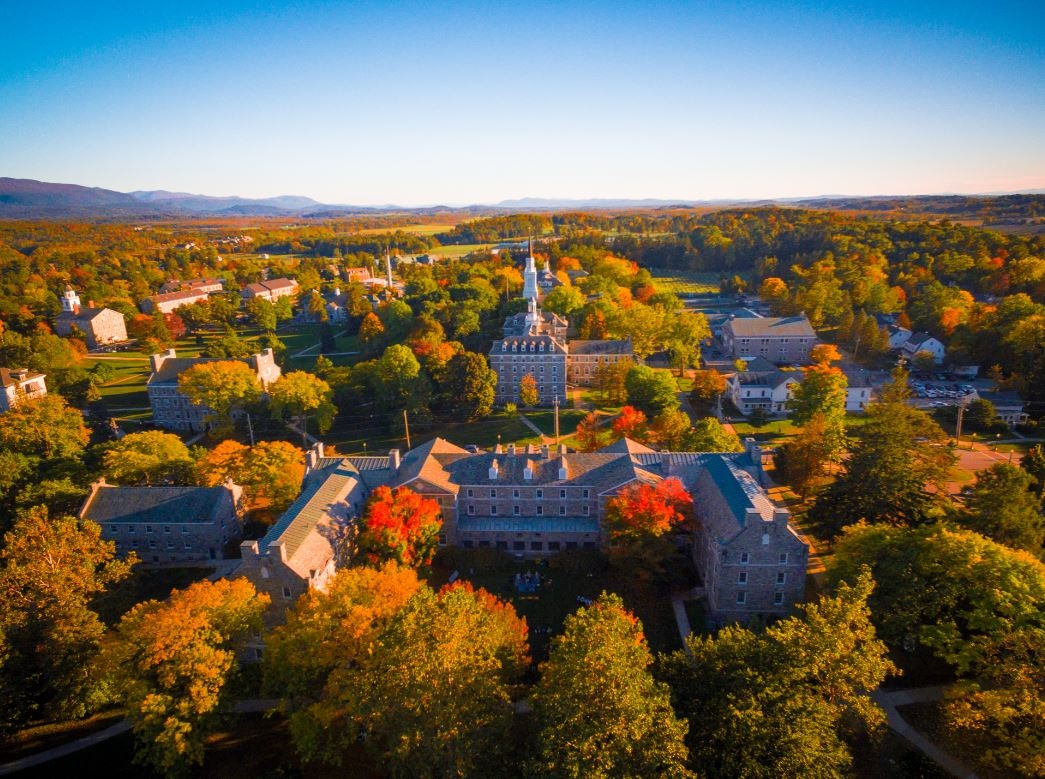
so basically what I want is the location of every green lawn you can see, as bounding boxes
[521,408,587,438]
[647,268,726,294]
[430,549,682,661]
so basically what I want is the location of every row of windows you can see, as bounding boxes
[737,552,790,564]
[736,591,786,605]
[461,539,597,552]
[466,504,590,516]
[118,539,193,550]
[737,571,787,585]
[112,524,191,534]
[466,488,591,499]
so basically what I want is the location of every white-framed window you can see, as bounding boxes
[513,505,520,515]
[779,553,789,564]
[582,489,590,499]
[774,592,784,605]
[513,489,520,498]
[776,572,786,585]
[467,505,475,515]
[146,525,153,533]
[490,489,496,498]
[491,505,498,515]
[536,489,543,499]
[559,505,566,515]
[736,591,746,605]
[467,489,474,497]
[583,505,590,515]
[559,489,566,499]
[740,552,749,564]
[738,571,748,585]
[282,586,292,599]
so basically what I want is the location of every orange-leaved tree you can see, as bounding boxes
[603,478,695,578]
[358,485,443,568]
[611,405,649,443]
[518,373,539,407]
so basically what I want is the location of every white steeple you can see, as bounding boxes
[522,238,539,300]
[385,248,394,288]
[61,285,81,313]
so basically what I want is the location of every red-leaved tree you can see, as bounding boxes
[611,405,649,443]
[358,486,443,568]
[603,478,695,577]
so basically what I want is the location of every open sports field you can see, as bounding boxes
[648,268,724,294]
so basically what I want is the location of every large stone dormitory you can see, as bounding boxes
[237,436,808,627]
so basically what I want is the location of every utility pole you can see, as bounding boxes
[246,412,255,447]
[955,402,965,448]
[403,409,411,450]
[553,396,560,442]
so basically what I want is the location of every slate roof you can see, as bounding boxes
[148,289,209,305]
[725,316,816,338]
[81,485,232,525]
[386,438,471,492]
[490,334,568,354]
[243,278,298,295]
[148,356,227,385]
[259,460,359,561]
[568,339,633,356]
[699,456,776,528]
[733,369,798,389]
[56,306,112,322]
[904,332,941,348]
[502,309,567,337]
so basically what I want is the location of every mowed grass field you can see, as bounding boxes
[648,268,726,294]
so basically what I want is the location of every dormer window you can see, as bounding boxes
[523,466,533,480]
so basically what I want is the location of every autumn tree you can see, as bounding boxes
[100,430,195,485]
[574,411,607,452]
[604,478,694,577]
[595,358,631,406]
[264,563,422,754]
[177,359,261,433]
[195,439,304,513]
[358,311,385,354]
[357,485,443,568]
[269,370,337,435]
[808,368,953,536]
[661,572,895,779]
[0,508,135,730]
[787,363,848,429]
[541,285,586,317]
[518,372,539,407]
[0,393,89,461]
[108,578,269,776]
[533,594,692,779]
[688,368,726,414]
[611,405,649,442]
[776,412,843,497]
[342,583,528,778]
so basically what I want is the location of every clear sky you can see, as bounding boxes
[1,1,1043,205]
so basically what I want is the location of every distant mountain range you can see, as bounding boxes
[0,177,1042,220]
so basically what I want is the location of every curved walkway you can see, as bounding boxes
[872,686,978,778]
[0,700,281,776]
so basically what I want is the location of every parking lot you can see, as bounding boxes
[907,374,991,409]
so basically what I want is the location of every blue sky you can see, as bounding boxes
[1,1,1043,205]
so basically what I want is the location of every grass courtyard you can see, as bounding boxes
[429,548,685,662]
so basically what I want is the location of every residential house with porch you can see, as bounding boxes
[0,367,47,412]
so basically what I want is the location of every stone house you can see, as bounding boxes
[147,348,282,433]
[55,287,127,348]
[241,278,299,303]
[567,339,634,387]
[0,367,47,412]
[141,288,211,315]
[80,479,242,565]
[722,315,817,363]
[159,278,224,295]
[691,456,808,624]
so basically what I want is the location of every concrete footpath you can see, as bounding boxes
[872,686,979,778]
